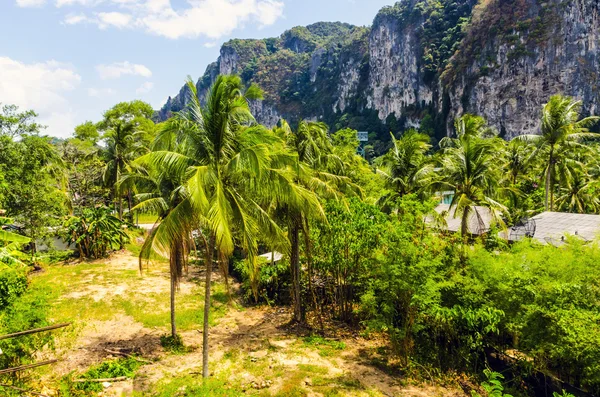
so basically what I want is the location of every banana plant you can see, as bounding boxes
[0,216,30,265]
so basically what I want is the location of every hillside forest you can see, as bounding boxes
[0,76,600,396]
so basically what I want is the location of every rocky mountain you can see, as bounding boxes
[157,0,600,152]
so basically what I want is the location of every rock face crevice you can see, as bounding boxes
[157,0,600,145]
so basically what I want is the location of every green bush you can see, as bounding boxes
[63,357,143,394]
[160,334,186,353]
[233,256,291,305]
[0,264,27,310]
[0,284,53,383]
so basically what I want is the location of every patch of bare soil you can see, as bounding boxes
[135,305,465,397]
[54,315,161,376]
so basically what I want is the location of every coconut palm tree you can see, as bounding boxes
[504,138,534,187]
[376,130,434,209]
[555,167,600,214]
[500,139,534,222]
[272,120,356,324]
[519,95,599,211]
[144,75,290,378]
[120,152,194,339]
[439,115,506,237]
[102,121,143,220]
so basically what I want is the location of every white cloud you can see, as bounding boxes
[140,0,285,39]
[15,0,47,7]
[97,11,132,28]
[88,87,116,97]
[54,0,284,39]
[255,0,284,26]
[135,81,154,94]
[204,42,217,48]
[0,57,81,138]
[63,12,89,24]
[96,61,152,79]
[56,0,100,6]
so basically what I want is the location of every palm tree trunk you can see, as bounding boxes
[202,234,215,379]
[170,242,182,339]
[290,220,304,323]
[119,195,123,221]
[461,208,469,237]
[303,219,323,331]
[114,186,124,249]
[170,276,176,338]
[127,190,133,223]
[545,147,554,212]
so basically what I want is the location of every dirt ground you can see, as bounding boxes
[37,252,467,397]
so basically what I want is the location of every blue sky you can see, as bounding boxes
[0,0,395,138]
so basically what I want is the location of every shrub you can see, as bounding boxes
[234,256,291,305]
[0,264,27,310]
[0,284,53,383]
[62,357,143,394]
[160,334,186,353]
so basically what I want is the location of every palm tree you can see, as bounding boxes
[145,75,290,378]
[439,115,506,237]
[504,139,533,187]
[272,120,355,323]
[120,151,194,339]
[555,167,600,214]
[501,139,533,221]
[102,122,141,220]
[519,95,599,211]
[376,130,434,209]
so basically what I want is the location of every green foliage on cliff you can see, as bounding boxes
[378,0,476,80]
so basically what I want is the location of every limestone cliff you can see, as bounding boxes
[445,0,600,138]
[157,0,600,148]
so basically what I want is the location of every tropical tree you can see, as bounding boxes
[121,145,195,339]
[143,75,290,378]
[0,134,67,260]
[519,95,599,211]
[501,139,534,221]
[555,167,600,214]
[504,138,533,187]
[439,115,506,237]
[273,120,357,324]
[102,122,142,220]
[376,129,434,210]
[100,101,155,220]
[0,104,44,137]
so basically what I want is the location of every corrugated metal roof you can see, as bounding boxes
[520,212,600,244]
[432,205,600,243]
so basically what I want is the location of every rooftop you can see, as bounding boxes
[434,204,497,235]
[512,211,600,245]
[433,204,600,244]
